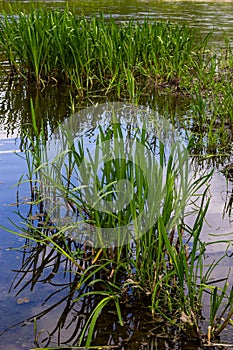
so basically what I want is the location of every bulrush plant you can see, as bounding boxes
[7,102,233,348]
[0,8,202,96]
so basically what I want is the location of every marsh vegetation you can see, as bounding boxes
[0,4,233,350]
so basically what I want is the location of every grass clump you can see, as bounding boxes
[9,103,233,347]
[1,6,233,348]
[0,6,232,155]
[0,8,202,96]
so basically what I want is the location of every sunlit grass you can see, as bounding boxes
[0,8,203,96]
[0,6,232,155]
[6,102,233,347]
[0,5,233,347]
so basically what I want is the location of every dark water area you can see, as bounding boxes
[0,1,233,349]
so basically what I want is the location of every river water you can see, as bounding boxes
[0,1,232,349]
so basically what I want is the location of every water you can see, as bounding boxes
[0,103,232,349]
[0,1,232,349]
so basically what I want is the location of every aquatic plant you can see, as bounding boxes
[0,8,202,97]
[0,5,233,343]
[5,101,233,348]
[1,6,232,157]
[0,6,232,159]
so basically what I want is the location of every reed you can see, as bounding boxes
[1,9,233,341]
[8,102,233,347]
[0,8,203,97]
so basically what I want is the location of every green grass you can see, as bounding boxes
[1,7,232,155]
[0,8,203,97]
[7,102,233,347]
[0,7,232,155]
[1,6,233,347]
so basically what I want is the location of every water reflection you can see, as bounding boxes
[6,236,204,349]
[0,77,232,160]
[224,186,233,219]
[0,77,73,145]
[0,103,230,350]
[222,172,233,220]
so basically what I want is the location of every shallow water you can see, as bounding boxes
[0,105,232,350]
[0,1,233,349]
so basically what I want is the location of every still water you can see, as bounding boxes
[0,1,233,349]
